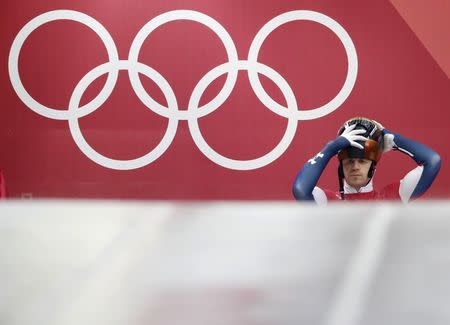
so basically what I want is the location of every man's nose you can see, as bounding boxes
[351,161,361,169]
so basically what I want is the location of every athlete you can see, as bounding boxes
[292,117,441,203]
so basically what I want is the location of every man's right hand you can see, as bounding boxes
[338,124,367,149]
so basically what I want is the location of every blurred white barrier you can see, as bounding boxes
[0,200,449,325]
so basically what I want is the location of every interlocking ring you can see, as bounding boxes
[8,9,358,170]
[68,60,178,170]
[8,10,119,120]
[247,10,358,120]
[128,10,239,120]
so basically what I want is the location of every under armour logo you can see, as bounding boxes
[308,152,324,165]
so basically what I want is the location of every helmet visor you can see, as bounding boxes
[338,139,381,161]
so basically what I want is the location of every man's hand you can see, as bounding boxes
[339,124,367,149]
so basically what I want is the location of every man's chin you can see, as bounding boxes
[348,178,365,188]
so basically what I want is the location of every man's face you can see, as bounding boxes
[342,158,372,190]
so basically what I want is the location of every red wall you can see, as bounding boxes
[1,0,448,199]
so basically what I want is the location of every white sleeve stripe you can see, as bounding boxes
[397,147,414,157]
[399,166,424,203]
[312,187,328,205]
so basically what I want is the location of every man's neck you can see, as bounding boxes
[344,179,373,194]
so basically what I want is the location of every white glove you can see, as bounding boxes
[339,124,367,149]
[382,132,396,152]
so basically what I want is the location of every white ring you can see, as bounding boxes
[128,10,239,120]
[188,60,298,170]
[68,60,178,170]
[8,10,119,120]
[248,10,358,120]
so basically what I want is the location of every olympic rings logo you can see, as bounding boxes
[8,10,358,170]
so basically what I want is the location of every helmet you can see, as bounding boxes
[337,117,384,162]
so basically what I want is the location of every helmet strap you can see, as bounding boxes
[338,163,345,200]
[368,161,377,179]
